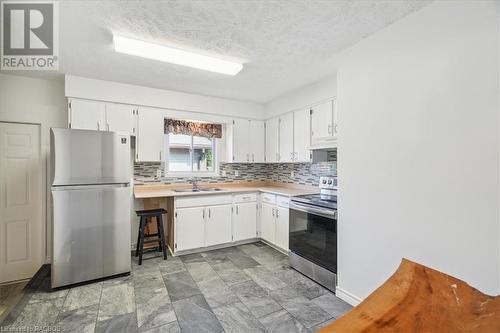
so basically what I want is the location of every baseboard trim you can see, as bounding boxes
[336,286,362,306]
[173,238,260,256]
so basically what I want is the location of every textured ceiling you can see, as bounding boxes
[8,0,431,103]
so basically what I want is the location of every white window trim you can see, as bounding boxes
[163,133,219,178]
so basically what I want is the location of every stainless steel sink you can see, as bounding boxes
[172,188,223,193]
[199,188,224,192]
[172,188,201,192]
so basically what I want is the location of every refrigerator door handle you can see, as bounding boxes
[52,183,130,191]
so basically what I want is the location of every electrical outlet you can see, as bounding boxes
[290,171,295,177]
[234,170,239,177]
[221,170,227,177]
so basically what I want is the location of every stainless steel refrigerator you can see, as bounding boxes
[50,128,131,288]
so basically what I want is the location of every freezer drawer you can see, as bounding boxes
[51,185,131,288]
[51,128,131,186]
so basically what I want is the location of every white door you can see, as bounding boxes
[275,206,289,251]
[106,103,136,135]
[260,203,275,244]
[233,202,257,241]
[232,119,250,163]
[311,100,333,141]
[0,123,41,283]
[176,207,205,251]
[293,109,311,162]
[279,113,294,163]
[69,99,106,131]
[205,205,232,246]
[249,120,265,163]
[265,118,279,163]
[136,108,164,162]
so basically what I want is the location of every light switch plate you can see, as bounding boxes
[156,169,162,178]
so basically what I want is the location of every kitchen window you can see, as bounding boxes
[164,119,221,176]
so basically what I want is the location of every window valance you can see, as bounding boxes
[164,119,222,139]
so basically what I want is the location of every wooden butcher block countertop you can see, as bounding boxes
[134,181,319,199]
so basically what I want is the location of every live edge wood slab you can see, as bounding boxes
[319,259,499,333]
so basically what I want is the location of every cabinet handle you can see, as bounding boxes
[328,124,332,134]
[276,153,279,162]
[276,209,280,218]
[252,154,255,162]
[159,151,162,160]
[236,205,239,215]
[272,208,275,217]
[334,124,338,134]
[247,153,250,162]
[203,209,205,219]
[209,208,211,219]
[97,122,100,131]
[106,123,110,131]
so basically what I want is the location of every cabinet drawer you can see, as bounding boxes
[277,196,289,208]
[176,194,233,208]
[261,193,276,205]
[233,193,257,203]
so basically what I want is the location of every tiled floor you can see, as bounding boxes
[0,242,352,332]
[0,281,29,321]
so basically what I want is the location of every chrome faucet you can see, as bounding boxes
[192,177,199,190]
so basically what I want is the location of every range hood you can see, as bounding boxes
[307,137,337,150]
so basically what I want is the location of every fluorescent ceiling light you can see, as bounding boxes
[113,34,243,76]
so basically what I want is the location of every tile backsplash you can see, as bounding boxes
[134,160,337,186]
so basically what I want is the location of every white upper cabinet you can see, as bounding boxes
[69,99,106,131]
[136,108,164,162]
[69,99,137,136]
[279,113,294,163]
[311,100,335,143]
[228,119,265,163]
[249,120,265,163]
[106,103,137,135]
[265,117,279,163]
[293,109,311,162]
[230,119,250,163]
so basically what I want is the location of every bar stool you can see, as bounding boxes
[135,208,168,265]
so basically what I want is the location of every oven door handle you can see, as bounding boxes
[289,202,337,219]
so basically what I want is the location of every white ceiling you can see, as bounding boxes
[7,0,431,103]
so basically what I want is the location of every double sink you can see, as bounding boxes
[172,187,224,193]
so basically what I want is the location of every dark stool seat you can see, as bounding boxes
[135,208,168,265]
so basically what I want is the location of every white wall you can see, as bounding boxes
[264,74,336,119]
[0,73,67,263]
[66,75,265,120]
[336,0,500,303]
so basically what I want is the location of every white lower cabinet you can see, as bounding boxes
[260,195,289,251]
[261,202,276,244]
[205,205,232,247]
[175,207,205,251]
[275,206,289,250]
[233,202,257,242]
[174,192,287,253]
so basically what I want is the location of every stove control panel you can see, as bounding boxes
[319,176,337,190]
